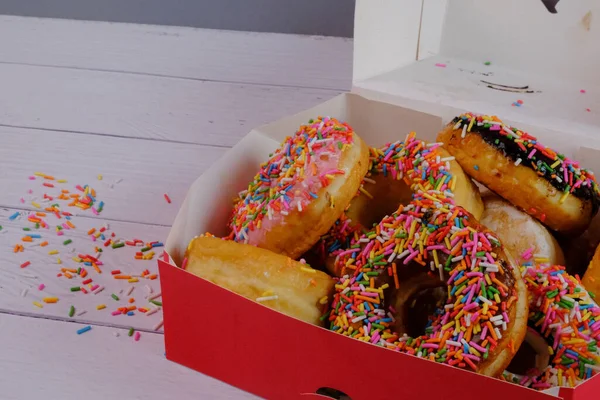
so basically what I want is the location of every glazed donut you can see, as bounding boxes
[582,244,600,299]
[480,196,565,266]
[437,112,600,235]
[326,191,528,377]
[229,116,369,259]
[503,263,600,389]
[311,133,483,276]
[184,236,334,326]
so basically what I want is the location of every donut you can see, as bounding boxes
[582,244,600,299]
[326,191,528,377]
[437,112,600,235]
[229,116,369,259]
[184,236,334,326]
[310,133,483,276]
[480,196,565,266]
[503,263,600,389]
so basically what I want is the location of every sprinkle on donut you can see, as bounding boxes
[326,190,525,375]
[452,113,600,207]
[368,133,458,192]
[230,117,355,244]
[314,134,464,272]
[503,263,600,389]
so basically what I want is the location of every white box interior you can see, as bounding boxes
[354,0,600,142]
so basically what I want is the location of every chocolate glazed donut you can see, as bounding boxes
[437,113,600,235]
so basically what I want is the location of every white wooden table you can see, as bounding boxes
[0,16,352,399]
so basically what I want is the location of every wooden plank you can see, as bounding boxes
[1,207,168,331]
[0,63,339,146]
[0,15,353,90]
[0,313,256,399]
[0,125,227,226]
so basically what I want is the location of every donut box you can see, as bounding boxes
[159,1,600,399]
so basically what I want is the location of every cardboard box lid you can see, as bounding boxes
[353,0,600,142]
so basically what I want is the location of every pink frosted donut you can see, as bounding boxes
[228,116,370,259]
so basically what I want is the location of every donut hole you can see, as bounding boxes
[402,285,447,337]
[347,176,414,229]
[506,330,551,376]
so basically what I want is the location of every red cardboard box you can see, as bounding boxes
[159,1,600,398]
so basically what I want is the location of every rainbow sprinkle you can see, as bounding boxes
[327,190,519,374]
[229,116,355,245]
[503,263,600,389]
[4,172,164,339]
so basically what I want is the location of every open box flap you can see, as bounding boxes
[354,0,600,85]
[353,0,600,142]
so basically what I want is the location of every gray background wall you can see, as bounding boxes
[0,0,355,37]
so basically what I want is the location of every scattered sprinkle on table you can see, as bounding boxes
[134,331,141,341]
[43,297,58,303]
[4,172,165,340]
[76,325,92,335]
[435,63,446,68]
[484,61,491,65]
[581,89,587,93]
[128,328,134,337]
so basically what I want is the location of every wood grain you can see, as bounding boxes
[0,206,168,332]
[0,63,340,147]
[0,15,353,90]
[0,125,227,226]
[0,312,256,399]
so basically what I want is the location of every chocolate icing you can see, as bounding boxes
[452,116,600,213]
